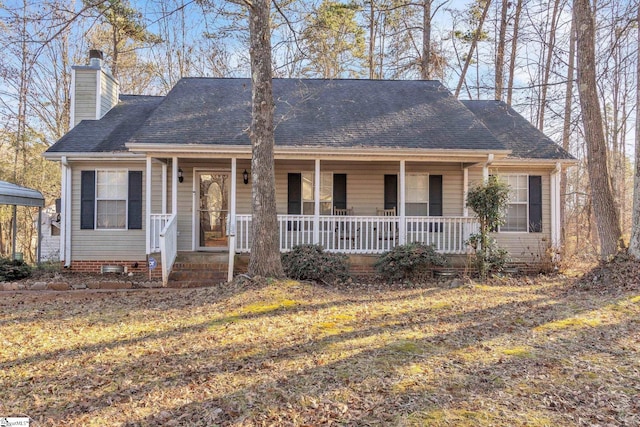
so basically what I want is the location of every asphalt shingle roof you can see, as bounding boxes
[47,95,163,153]
[127,78,506,152]
[462,100,574,160]
[48,78,572,160]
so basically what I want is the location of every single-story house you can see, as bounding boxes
[44,51,575,284]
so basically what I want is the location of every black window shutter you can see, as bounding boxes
[287,173,302,231]
[384,175,398,211]
[333,174,347,210]
[529,175,542,232]
[429,175,443,216]
[128,171,143,229]
[287,173,302,214]
[80,171,95,229]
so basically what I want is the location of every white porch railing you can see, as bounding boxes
[235,215,478,255]
[159,214,178,286]
[150,213,173,253]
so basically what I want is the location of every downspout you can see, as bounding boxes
[61,156,72,267]
[551,162,561,252]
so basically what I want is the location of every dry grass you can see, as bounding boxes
[1,274,639,426]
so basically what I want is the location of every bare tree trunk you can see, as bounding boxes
[369,0,376,79]
[537,0,560,131]
[421,0,432,79]
[455,0,491,97]
[560,14,576,249]
[629,4,640,258]
[574,0,623,259]
[506,0,522,106]
[495,0,508,100]
[247,0,284,278]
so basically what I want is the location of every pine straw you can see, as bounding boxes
[1,272,638,426]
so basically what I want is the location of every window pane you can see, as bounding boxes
[97,170,127,199]
[302,172,314,202]
[302,201,314,215]
[320,173,332,202]
[503,204,527,231]
[320,202,332,215]
[407,174,428,203]
[97,200,126,229]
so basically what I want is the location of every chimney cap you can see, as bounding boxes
[89,49,104,60]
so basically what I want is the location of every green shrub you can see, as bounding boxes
[281,244,350,284]
[0,257,32,282]
[465,176,511,280]
[466,234,509,276]
[375,242,448,283]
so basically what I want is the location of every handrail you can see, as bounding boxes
[159,213,178,286]
[150,213,173,252]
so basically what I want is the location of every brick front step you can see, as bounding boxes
[169,269,227,286]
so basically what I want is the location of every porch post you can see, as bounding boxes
[313,159,320,244]
[171,157,178,214]
[61,156,72,267]
[399,160,406,245]
[228,158,237,281]
[146,156,152,254]
[161,161,167,215]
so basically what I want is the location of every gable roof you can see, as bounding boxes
[47,95,163,154]
[46,78,571,161]
[127,78,506,152]
[462,100,574,160]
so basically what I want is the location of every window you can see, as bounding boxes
[81,170,142,230]
[406,174,428,216]
[302,172,333,215]
[96,170,127,229]
[502,175,528,232]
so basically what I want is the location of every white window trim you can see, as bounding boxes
[95,168,129,230]
[499,174,529,233]
[405,173,430,216]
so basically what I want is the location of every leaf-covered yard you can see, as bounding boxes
[1,272,639,426]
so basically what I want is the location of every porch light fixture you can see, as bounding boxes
[243,169,249,185]
[178,168,184,183]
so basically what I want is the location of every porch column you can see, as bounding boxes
[171,157,178,214]
[313,159,320,244]
[399,160,406,245]
[228,158,237,281]
[146,156,152,254]
[550,162,561,250]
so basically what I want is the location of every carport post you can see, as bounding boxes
[12,205,17,260]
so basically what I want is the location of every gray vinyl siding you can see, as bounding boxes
[70,161,146,261]
[468,166,553,262]
[73,70,97,126]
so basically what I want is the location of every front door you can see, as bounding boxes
[197,171,229,249]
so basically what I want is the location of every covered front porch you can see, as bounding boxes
[144,155,490,284]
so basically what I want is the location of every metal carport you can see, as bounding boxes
[0,181,45,263]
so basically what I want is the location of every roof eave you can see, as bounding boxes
[126,143,512,161]
[43,152,146,161]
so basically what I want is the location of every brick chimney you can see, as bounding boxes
[70,50,120,128]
